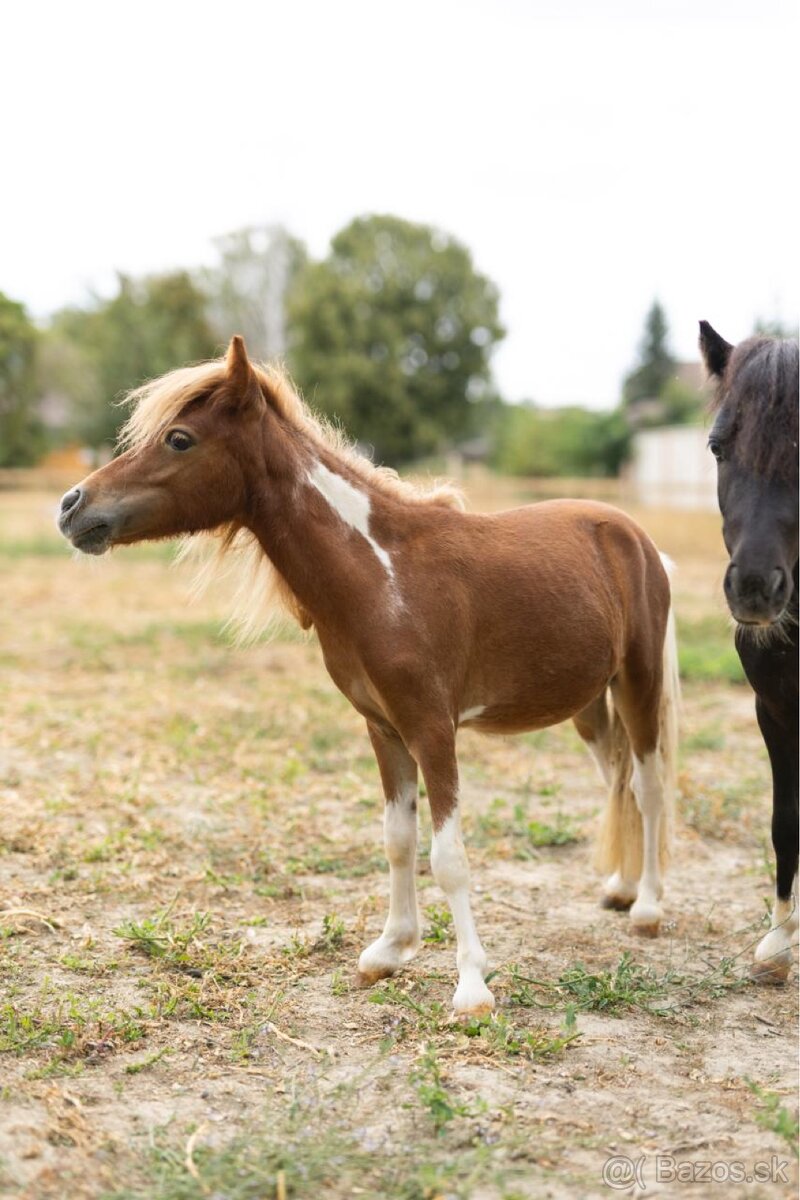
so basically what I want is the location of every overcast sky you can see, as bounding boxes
[3,0,797,408]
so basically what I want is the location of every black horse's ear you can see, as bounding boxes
[225,335,264,411]
[699,321,734,378]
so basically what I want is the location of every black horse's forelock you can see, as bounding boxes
[710,336,799,483]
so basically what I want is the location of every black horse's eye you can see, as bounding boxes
[165,430,194,452]
[708,438,724,462]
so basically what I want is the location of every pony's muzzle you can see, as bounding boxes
[724,563,791,624]
[57,484,115,554]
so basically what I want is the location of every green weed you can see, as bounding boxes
[746,1081,800,1157]
[423,904,453,944]
[410,1042,484,1133]
[461,1011,579,1060]
[368,981,448,1035]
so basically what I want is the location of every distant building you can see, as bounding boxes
[629,424,717,510]
[623,358,717,510]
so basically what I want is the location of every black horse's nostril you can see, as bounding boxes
[769,568,789,603]
[723,563,738,598]
[60,487,82,515]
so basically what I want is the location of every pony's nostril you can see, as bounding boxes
[723,564,737,596]
[60,487,82,515]
[769,568,788,601]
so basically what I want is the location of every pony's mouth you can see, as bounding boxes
[70,521,114,555]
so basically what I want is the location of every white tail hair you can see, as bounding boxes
[596,557,680,879]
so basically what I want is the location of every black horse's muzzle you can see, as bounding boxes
[724,562,791,625]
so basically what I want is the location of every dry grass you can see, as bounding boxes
[0,478,797,1199]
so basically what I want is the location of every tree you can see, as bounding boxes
[622,300,675,408]
[201,225,307,361]
[0,291,43,467]
[286,215,504,463]
[754,317,799,340]
[51,271,217,446]
[492,402,630,478]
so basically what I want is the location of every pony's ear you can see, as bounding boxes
[699,321,734,378]
[225,335,264,411]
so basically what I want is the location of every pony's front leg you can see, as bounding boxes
[417,726,494,1016]
[752,698,798,983]
[357,725,422,985]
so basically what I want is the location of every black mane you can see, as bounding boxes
[710,336,799,484]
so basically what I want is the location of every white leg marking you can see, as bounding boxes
[430,810,494,1014]
[307,461,394,577]
[629,752,664,934]
[358,786,420,981]
[753,894,798,981]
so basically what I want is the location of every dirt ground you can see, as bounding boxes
[0,479,797,1200]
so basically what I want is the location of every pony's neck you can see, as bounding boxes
[245,426,401,629]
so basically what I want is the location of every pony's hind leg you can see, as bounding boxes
[752,698,799,983]
[575,695,638,911]
[628,751,666,936]
[357,725,422,985]
[607,662,676,936]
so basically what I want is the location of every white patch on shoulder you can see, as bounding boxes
[459,706,485,724]
[307,462,394,577]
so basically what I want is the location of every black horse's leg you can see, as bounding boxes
[752,696,799,983]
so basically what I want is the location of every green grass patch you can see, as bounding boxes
[113,905,253,983]
[677,615,744,683]
[506,951,747,1016]
[102,1088,530,1200]
[0,535,178,561]
[472,798,582,857]
[0,994,147,1076]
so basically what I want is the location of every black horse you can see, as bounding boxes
[700,321,798,982]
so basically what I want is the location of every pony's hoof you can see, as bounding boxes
[630,899,662,937]
[751,955,791,985]
[357,934,420,987]
[355,966,393,988]
[452,977,494,1018]
[452,1002,494,1023]
[601,873,637,911]
[632,921,661,939]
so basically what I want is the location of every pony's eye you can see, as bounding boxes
[708,438,724,462]
[166,430,194,452]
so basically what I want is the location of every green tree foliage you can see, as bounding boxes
[286,215,504,463]
[754,316,799,340]
[622,300,676,408]
[0,291,43,467]
[492,402,630,478]
[657,376,703,425]
[50,271,217,446]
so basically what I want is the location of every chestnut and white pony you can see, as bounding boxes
[59,337,679,1015]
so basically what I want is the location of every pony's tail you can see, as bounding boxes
[594,702,640,881]
[656,596,680,864]
[595,562,680,881]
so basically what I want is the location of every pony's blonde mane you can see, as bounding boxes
[117,355,464,640]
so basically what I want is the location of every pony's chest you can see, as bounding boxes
[316,634,392,727]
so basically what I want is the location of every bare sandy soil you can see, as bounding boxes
[0,484,797,1199]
